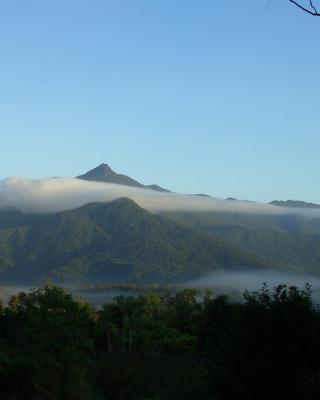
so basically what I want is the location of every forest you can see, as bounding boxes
[0,283,319,400]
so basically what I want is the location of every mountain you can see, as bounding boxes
[0,198,268,284]
[162,210,320,273]
[4,164,320,281]
[270,200,320,209]
[192,194,212,198]
[77,164,170,192]
[146,184,170,192]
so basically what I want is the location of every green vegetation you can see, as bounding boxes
[0,283,319,399]
[0,198,267,284]
[164,210,320,272]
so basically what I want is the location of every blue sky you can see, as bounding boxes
[0,0,319,202]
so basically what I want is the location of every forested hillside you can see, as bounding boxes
[0,198,266,284]
[163,210,320,273]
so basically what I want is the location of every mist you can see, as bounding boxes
[2,270,320,306]
[1,176,320,218]
[185,270,320,300]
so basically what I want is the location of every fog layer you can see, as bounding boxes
[0,176,319,217]
[187,270,320,291]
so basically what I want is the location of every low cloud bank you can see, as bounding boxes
[0,176,320,217]
[182,270,320,302]
[186,270,320,292]
[2,271,319,306]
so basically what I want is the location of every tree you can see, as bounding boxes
[200,284,320,399]
[0,285,96,400]
[289,0,320,15]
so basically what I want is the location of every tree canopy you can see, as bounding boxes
[1,283,320,399]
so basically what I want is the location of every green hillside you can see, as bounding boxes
[0,198,267,284]
[163,210,320,273]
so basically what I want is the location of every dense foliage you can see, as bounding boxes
[0,199,265,284]
[164,210,320,272]
[0,283,320,399]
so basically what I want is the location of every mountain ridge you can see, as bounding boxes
[0,197,268,284]
[77,163,170,192]
[270,200,320,209]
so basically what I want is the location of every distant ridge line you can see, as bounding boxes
[77,163,171,193]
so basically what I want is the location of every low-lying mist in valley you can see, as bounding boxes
[1,177,320,306]
[184,269,320,301]
[2,270,320,306]
[187,269,320,291]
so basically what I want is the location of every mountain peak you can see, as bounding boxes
[96,163,112,170]
[89,163,114,175]
[76,163,143,187]
[77,164,170,192]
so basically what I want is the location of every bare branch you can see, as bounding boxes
[310,0,318,13]
[289,0,320,15]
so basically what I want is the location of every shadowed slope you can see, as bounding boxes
[0,198,267,284]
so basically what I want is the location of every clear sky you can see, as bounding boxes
[0,0,319,202]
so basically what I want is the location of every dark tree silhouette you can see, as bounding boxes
[289,0,320,15]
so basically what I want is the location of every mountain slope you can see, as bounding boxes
[77,164,170,192]
[162,210,320,273]
[0,198,268,284]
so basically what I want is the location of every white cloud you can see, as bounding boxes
[0,176,319,218]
